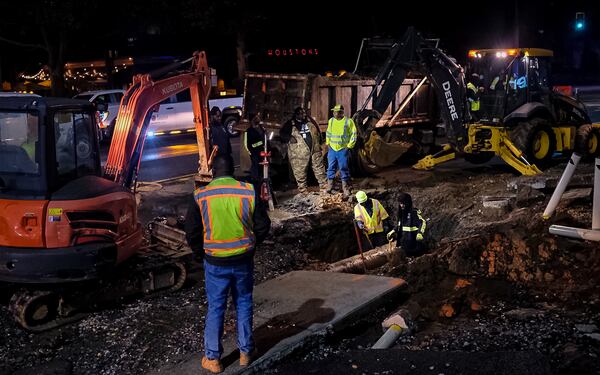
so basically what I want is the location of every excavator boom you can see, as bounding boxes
[104,51,212,188]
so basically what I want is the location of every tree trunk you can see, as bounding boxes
[42,27,66,97]
[236,31,247,81]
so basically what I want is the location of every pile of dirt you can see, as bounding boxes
[276,164,600,374]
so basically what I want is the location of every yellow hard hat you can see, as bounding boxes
[331,104,344,112]
[356,191,368,204]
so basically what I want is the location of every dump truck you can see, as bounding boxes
[239,71,439,176]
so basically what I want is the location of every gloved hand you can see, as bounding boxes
[416,233,424,241]
[356,221,365,230]
[386,229,396,242]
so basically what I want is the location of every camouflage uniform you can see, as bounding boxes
[287,122,327,190]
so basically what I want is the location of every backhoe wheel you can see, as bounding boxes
[510,119,556,169]
[575,124,600,159]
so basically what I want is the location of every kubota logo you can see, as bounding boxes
[161,81,184,96]
[442,81,459,121]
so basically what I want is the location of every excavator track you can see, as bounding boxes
[6,246,190,332]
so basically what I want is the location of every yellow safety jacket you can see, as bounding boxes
[21,141,35,160]
[194,177,256,257]
[326,116,357,151]
[467,82,480,112]
[354,199,389,235]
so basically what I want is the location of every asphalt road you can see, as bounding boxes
[100,134,241,182]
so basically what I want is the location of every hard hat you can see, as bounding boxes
[356,191,368,204]
[331,104,344,112]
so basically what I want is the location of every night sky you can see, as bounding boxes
[0,0,597,89]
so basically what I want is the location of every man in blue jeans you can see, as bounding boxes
[326,104,357,199]
[185,154,271,373]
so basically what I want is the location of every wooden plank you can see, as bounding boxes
[357,85,374,111]
[318,79,377,87]
[335,86,353,115]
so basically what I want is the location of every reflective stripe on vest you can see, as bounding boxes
[194,177,256,257]
[327,117,350,147]
[354,199,385,235]
[417,210,427,234]
[467,82,480,112]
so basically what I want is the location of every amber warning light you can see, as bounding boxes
[267,48,319,57]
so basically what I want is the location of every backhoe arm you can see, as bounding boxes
[357,28,468,150]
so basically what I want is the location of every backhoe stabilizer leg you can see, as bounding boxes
[496,137,542,176]
[543,153,582,220]
[413,145,456,170]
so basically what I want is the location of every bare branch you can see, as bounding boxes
[0,35,46,51]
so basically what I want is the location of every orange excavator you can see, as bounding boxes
[0,52,212,331]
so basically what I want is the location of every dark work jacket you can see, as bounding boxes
[184,180,271,266]
[395,193,426,255]
[245,127,265,159]
[210,122,232,157]
[396,208,426,252]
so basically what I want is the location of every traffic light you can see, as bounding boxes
[575,12,586,31]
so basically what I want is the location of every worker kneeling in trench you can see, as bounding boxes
[354,191,428,257]
[393,192,428,257]
[354,191,394,249]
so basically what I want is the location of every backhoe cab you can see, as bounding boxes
[352,28,595,176]
[465,48,591,166]
[415,47,593,174]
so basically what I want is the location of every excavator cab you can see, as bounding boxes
[0,97,101,198]
[0,96,144,286]
[467,49,553,124]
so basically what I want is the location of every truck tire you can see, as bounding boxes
[223,116,239,137]
[575,124,600,159]
[509,119,556,169]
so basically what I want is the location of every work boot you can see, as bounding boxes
[240,348,258,367]
[326,179,334,194]
[342,180,352,199]
[201,356,223,374]
[297,185,308,194]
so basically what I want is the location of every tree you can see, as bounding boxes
[0,0,101,96]
[180,0,267,81]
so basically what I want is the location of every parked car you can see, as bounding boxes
[147,91,243,137]
[73,89,124,141]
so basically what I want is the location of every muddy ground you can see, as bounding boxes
[1,161,599,374]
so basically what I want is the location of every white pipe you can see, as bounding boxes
[593,157,600,230]
[372,324,404,349]
[549,225,600,241]
[543,153,582,220]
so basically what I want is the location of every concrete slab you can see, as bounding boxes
[148,271,407,375]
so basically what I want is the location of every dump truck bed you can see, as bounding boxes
[242,72,437,130]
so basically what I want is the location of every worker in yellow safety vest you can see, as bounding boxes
[185,154,271,373]
[326,104,357,198]
[467,73,482,121]
[354,191,394,248]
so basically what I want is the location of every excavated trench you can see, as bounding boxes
[268,179,600,374]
